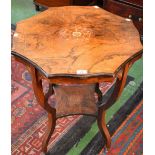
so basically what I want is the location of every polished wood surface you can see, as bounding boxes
[34,0,71,7]
[103,0,143,35]
[30,67,56,152]
[34,0,96,8]
[118,0,143,7]
[33,0,96,11]
[12,6,143,153]
[97,110,111,149]
[54,84,97,117]
[12,6,142,77]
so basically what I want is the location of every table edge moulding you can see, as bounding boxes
[11,6,143,154]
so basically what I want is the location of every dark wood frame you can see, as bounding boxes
[102,0,143,36]
[11,50,142,153]
[33,0,97,11]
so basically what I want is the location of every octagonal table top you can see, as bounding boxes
[12,6,142,78]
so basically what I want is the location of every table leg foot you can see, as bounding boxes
[42,112,56,153]
[97,109,111,149]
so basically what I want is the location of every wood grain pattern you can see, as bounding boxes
[12,7,143,152]
[53,84,97,117]
[103,0,143,35]
[12,6,142,77]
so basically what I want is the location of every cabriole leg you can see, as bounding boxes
[97,108,111,149]
[95,62,130,150]
[96,83,111,149]
[30,67,56,153]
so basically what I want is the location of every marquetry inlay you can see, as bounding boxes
[12,6,142,76]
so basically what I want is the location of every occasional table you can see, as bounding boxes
[12,6,142,153]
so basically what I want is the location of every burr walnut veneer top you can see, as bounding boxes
[12,6,142,78]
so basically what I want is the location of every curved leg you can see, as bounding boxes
[96,84,111,149]
[30,67,56,153]
[42,113,56,153]
[96,62,130,150]
[99,62,130,110]
[97,109,111,149]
